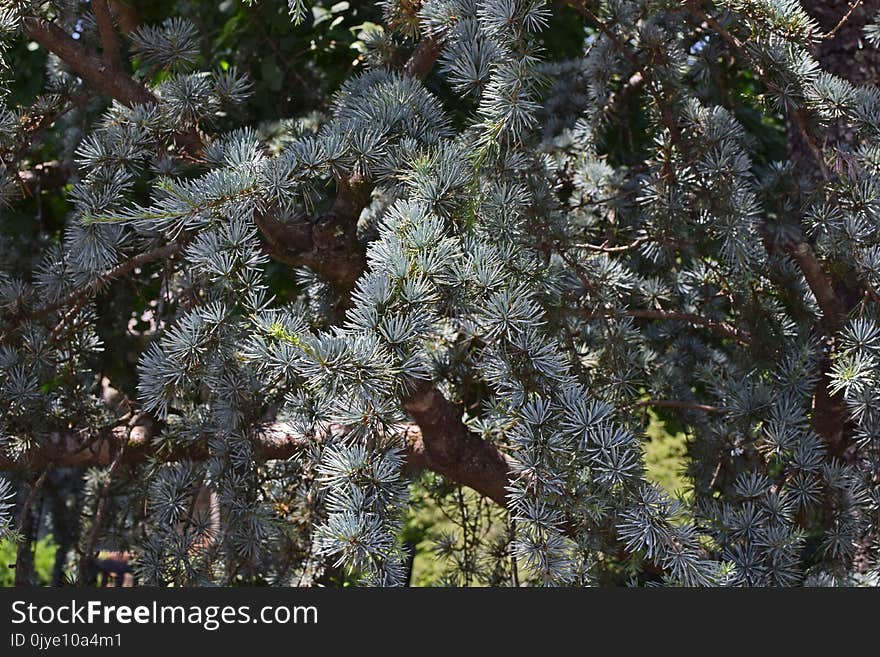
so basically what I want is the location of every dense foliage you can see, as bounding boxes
[1,0,879,587]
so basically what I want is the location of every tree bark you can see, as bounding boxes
[24,18,156,108]
[0,413,514,509]
[253,34,444,298]
[404,384,512,506]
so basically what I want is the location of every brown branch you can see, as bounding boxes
[404,34,444,81]
[0,408,512,505]
[0,415,319,470]
[91,0,122,71]
[5,31,454,467]
[403,383,512,506]
[255,34,444,297]
[47,296,90,344]
[0,241,183,347]
[786,241,844,328]
[627,309,749,343]
[109,0,140,35]
[401,386,672,572]
[603,71,646,121]
[13,465,53,586]
[634,399,722,413]
[776,240,853,457]
[18,161,71,195]
[823,0,864,40]
[575,6,844,343]
[0,380,513,510]
[575,234,648,253]
[4,91,87,194]
[255,181,369,299]
[1,386,678,575]
[27,12,205,159]
[15,465,53,534]
[569,306,750,344]
[401,386,675,573]
[23,17,155,108]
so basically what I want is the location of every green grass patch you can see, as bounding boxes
[0,535,58,587]
[643,409,693,499]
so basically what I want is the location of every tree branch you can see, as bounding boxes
[627,309,748,343]
[0,241,183,347]
[575,233,647,253]
[18,160,71,195]
[78,438,124,580]
[23,17,155,108]
[786,241,844,328]
[13,465,52,586]
[0,416,304,470]
[91,0,122,71]
[255,34,444,297]
[634,399,722,413]
[776,240,853,457]
[0,383,676,572]
[254,181,369,299]
[823,0,864,40]
[404,34,444,80]
[403,383,512,506]
[570,306,750,344]
[0,407,514,511]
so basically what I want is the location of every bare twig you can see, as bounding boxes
[575,235,648,253]
[708,459,724,488]
[824,0,864,40]
[47,296,90,344]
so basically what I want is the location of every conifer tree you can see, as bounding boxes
[1,0,879,586]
